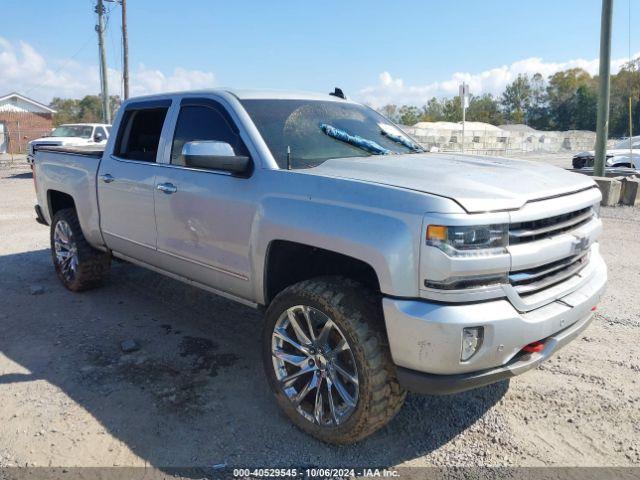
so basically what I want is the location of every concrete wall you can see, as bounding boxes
[402,122,608,155]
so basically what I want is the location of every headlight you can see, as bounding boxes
[426,224,508,256]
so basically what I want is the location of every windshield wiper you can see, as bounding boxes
[380,129,424,153]
[320,124,391,155]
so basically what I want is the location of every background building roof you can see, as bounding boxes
[0,92,56,114]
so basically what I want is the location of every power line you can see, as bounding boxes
[23,35,94,97]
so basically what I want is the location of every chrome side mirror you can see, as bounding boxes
[181,141,251,175]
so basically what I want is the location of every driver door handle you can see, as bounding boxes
[100,173,115,183]
[156,182,177,194]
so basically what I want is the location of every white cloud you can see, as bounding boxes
[3,35,638,111]
[358,54,640,108]
[0,37,216,104]
[130,66,216,97]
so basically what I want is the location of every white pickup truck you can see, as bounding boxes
[28,123,110,161]
[32,89,607,443]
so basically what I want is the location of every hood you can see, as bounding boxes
[300,153,596,213]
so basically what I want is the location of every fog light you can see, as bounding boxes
[461,327,484,361]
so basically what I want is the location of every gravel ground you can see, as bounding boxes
[0,164,638,469]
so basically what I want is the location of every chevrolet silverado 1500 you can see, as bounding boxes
[32,89,607,443]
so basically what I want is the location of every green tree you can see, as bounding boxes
[397,105,421,126]
[49,95,121,126]
[467,94,504,125]
[419,97,444,122]
[49,98,81,125]
[379,104,399,123]
[77,95,103,122]
[441,96,462,122]
[527,72,551,129]
[609,60,640,137]
[378,60,640,135]
[546,68,593,130]
[574,84,598,131]
[501,74,532,124]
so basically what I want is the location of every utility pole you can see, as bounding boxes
[459,82,469,153]
[95,0,111,124]
[594,0,613,177]
[121,0,129,99]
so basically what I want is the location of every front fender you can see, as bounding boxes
[250,195,423,304]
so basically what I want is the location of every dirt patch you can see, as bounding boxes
[179,336,239,377]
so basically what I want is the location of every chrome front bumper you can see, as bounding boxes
[383,249,607,391]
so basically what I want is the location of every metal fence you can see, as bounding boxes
[0,127,53,155]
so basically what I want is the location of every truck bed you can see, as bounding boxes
[32,145,104,247]
[32,145,105,158]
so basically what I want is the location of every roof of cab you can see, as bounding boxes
[123,88,355,104]
[228,89,353,102]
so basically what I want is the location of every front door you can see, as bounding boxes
[98,101,170,262]
[153,98,257,300]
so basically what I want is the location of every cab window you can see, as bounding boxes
[116,107,168,162]
[170,103,248,166]
[95,126,107,140]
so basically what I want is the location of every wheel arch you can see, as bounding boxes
[47,190,76,219]
[263,240,381,306]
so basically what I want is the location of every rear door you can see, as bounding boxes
[97,99,171,262]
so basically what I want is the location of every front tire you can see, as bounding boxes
[262,277,406,444]
[50,208,110,292]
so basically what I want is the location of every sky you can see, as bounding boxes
[1,0,639,108]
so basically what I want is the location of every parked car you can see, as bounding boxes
[572,135,640,169]
[31,89,607,444]
[27,123,111,162]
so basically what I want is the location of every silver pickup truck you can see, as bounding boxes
[32,89,607,444]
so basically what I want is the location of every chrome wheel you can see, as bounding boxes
[271,305,359,426]
[53,219,78,281]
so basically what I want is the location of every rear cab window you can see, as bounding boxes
[115,101,170,162]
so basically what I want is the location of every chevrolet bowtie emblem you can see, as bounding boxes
[571,235,590,254]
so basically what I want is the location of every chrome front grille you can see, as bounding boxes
[509,207,594,245]
[509,252,590,296]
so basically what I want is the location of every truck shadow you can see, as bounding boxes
[0,248,507,469]
[6,171,32,179]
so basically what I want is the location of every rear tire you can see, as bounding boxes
[50,208,110,292]
[262,277,406,444]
